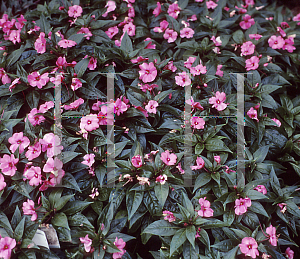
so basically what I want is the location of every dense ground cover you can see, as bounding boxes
[0,0,300,258]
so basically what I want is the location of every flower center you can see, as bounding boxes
[4,245,8,250]
[17,140,22,144]
[167,158,170,161]
[35,173,38,178]
[248,245,252,249]
[87,121,91,124]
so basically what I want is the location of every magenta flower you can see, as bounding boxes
[180,28,194,39]
[39,133,63,158]
[191,157,205,170]
[245,56,260,71]
[206,0,218,9]
[71,78,82,91]
[8,30,21,44]
[8,132,30,154]
[88,57,97,70]
[239,237,259,259]
[184,57,196,69]
[0,68,11,85]
[215,64,224,77]
[123,22,136,36]
[153,2,162,17]
[266,225,277,246]
[80,114,100,132]
[186,97,204,111]
[191,117,205,130]
[113,237,126,259]
[114,97,128,116]
[241,41,255,56]
[79,234,93,253]
[145,100,158,114]
[131,155,143,168]
[162,210,176,222]
[268,35,285,49]
[58,39,77,48]
[102,1,116,17]
[64,98,85,110]
[0,154,18,176]
[247,107,259,122]
[0,174,6,191]
[105,26,118,39]
[82,154,95,167]
[283,37,296,53]
[26,108,45,126]
[0,236,16,259]
[77,27,92,40]
[168,3,181,19]
[34,32,46,54]
[271,118,281,127]
[198,197,214,217]
[163,28,178,43]
[22,199,37,221]
[175,71,191,87]
[39,101,54,114]
[24,166,42,186]
[285,247,294,259]
[214,156,221,164]
[249,34,262,40]
[154,20,169,33]
[28,71,50,89]
[68,5,83,18]
[25,141,42,161]
[190,64,207,76]
[144,37,156,49]
[161,150,177,166]
[293,13,300,25]
[254,185,267,195]
[235,197,251,215]
[56,56,68,69]
[156,174,167,184]
[139,62,157,83]
[240,14,255,30]
[209,91,227,111]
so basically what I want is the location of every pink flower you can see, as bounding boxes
[175,71,191,87]
[82,154,95,167]
[25,141,42,161]
[249,34,262,40]
[139,62,157,83]
[198,197,214,217]
[114,97,128,116]
[26,108,45,126]
[184,57,196,69]
[0,174,6,191]
[49,167,65,186]
[145,100,158,114]
[156,174,167,184]
[188,14,197,21]
[186,96,204,111]
[0,68,11,85]
[240,14,255,30]
[0,154,18,176]
[77,27,92,40]
[136,176,150,186]
[241,41,255,56]
[56,56,68,69]
[123,22,135,36]
[206,0,218,9]
[0,236,16,259]
[105,26,118,39]
[245,56,260,71]
[154,20,169,33]
[209,91,227,111]
[153,2,162,17]
[285,247,294,259]
[176,162,185,174]
[293,13,300,25]
[190,64,207,76]
[68,5,83,18]
[283,36,296,53]
[235,197,251,215]
[254,185,267,195]
[266,225,277,246]
[144,38,156,49]
[43,157,63,175]
[39,133,63,158]
[8,30,21,44]
[24,166,42,186]
[271,118,281,127]
[163,28,178,43]
[28,71,50,89]
[131,155,143,168]
[268,35,285,49]
[79,234,93,253]
[247,107,259,121]
[168,3,181,19]
[8,132,30,154]
[277,203,287,213]
[80,114,100,132]
[164,61,177,72]
[191,157,205,170]
[127,4,135,18]
[64,98,85,110]
[34,32,46,54]
[113,237,126,259]
[71,78,82,91]
[214,155,221,164]
[191,117,205,129]
[87,57,97,70]
[162,210,176,222]
[58,39,77,48]
[215,64,224,77]
[102,1,116,17]
[39,101,54,113]
[161,150,177,166]
[239,237,259,259]
[9,78,20,92]
[22,199,37,221]
[180,28,194,38]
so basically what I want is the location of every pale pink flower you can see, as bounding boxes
[240,14,255,30]
[139,62,157,83]
[49,167,65,186]
[8,30,21,44]
[278,203,287,213]
[26,108,45,126]
[136,176,150,186]
[271,118,281,127]
[154,20,169,33]
[209,91,227,111]
[0,154,18,176]
[88,57,97,70]
[102,1,116,17]
[164,61,177,72]
[195,0,204,2]
[191,157,205,170]
[245,0,255,6]
[0,236,16,259]
[168,3,181,19]
[145,100,158,114]
[266,225,277,246]
[239,237,259,259]
[43,157,63,176]
[24,166,42,186]
[156,174,167,184]
[162,210,176,222]
[22,199,37,221]
[79,234,93,253]
[8,132,30,154]
[214,155,221,164]
[28,71,50,89]
[176,162,185,174]
[186,96,204,111]
[215,64,224,77]
[293,13,300,25]
[127,4,135,18]
[161,150,177,166]
[25,141,42,161]
[175,71,191,87]
[190,64,207,76]
[254,185,267,195]
[64,98,85,110]
[39,101,54,113]
[39,133,63,158]
[144,37,156,49]
[82,154,95,167]
[268,35,285,49]
[113,237,126,259]
[247,107,259,121]
[163,28,178,43]
[77,27,92,40]
[34,32,46,54]
[188,14,197,21]
[245,56,260,71]
[123,22,135,36]
[153,2,162,17]
[56,56,68,69]
[206,0,218,9]
[114,97,128,116]
[58,39,77,48]
[131,155,143,168]
[0,68,11,85]
[89,187,99,199]
[80,114,100,132]
[105,26,118,39]
[241,41,255,56]
[71,78,82,91]
[184,57,196,69]
[285,247,294,259]
[283,36,296,53]
[235,198,251,215]
[249,34,262,40]
[68,5,83,18]
[198,197,214,217]
[0,174,6,191]
[191,117,205,129]
[180,27,194,38]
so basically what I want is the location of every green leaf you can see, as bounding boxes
[193,173,211,192]
[0,212,13,236]
[74,58,90,78]
[198,229,210,248]
[54,194,74,211]
[68,213,94,229]
[51,212,69,230]
[186,225,196,248]
[68,33,85,44]
[182,192,194,216]
[49,188,63,209]
[61,172,81,192]
[248,201,269,218]
[154,183,169,208]
[11,206,22,230]
[142,220,180,236]
[120,32,133,54]
[195,143,204,155]
[41,193,50,211]
[224,245,239,259]
[127,191,144,220]
[7,45,25,68]
[223,208,235,226]
[205,138,232,153]
[211,172,220,186]
[170,228,187,256]
[61,151,80,164]
[36,13,50,34]
[61,201,92,215]
[211,239,238,251]
[14,217,25,242]
[245,190,267,200]
[26,91,40,110]
[232,30,244,44]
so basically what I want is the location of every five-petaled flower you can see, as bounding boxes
[79,234,93,253]
[209,91,228,111]
[68,5,83,18]
[0,236,16,259]
[145,100,158,114]
[161,150,177,166]
[139,62,157,83]
[239,237,259,258]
